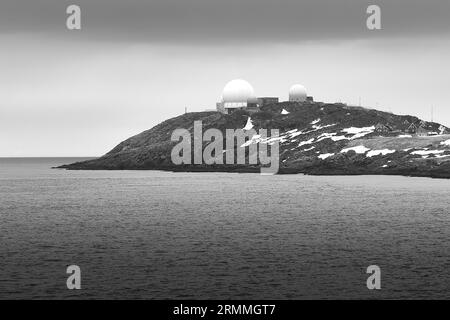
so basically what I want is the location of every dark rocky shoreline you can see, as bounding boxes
[57,161,450,179]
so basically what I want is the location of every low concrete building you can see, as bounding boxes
[257,97,279,107]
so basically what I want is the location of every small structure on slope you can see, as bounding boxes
[375,123,392,133]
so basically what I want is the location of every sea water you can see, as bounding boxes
[1,158,449,299]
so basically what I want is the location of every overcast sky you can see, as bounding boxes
[1,0,449,156]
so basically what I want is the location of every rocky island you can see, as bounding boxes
[60,101,450,179]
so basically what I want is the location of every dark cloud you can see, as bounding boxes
[0,0,449,43]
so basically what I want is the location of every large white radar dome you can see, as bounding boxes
[289,84,307,102]
[222,79,255,103]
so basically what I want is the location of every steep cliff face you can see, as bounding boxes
[60,102,450,178]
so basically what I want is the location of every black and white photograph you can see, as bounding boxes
[1,0,450,308]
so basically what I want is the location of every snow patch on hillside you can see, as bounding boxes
[318,153,334,160]
[298,138,314,147]
[341,126,375,140]
[342,126,375,134]
[341,145,370,154]
[289,131,304,138]
[367,149,396,157]
[316,132,337,142]
[243,117,253,131]
[411,150,445,156]
[331,136,349,141]
[312,123,336,131]
[240,134,261,147]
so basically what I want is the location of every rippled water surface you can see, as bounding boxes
[1,158,449,299]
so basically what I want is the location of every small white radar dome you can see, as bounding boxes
[289,84,307,102]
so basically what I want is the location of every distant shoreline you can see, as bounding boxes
[57,162,450,180]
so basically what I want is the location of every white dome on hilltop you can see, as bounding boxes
[289,84,307,102]
[222,79,255,103]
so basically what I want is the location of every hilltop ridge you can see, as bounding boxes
[59,102,450,178]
